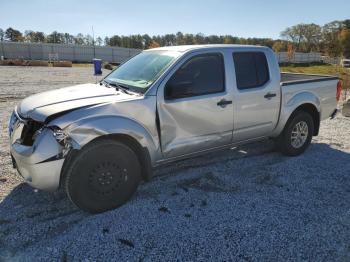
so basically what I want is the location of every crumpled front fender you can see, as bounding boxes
[61,115,161,164]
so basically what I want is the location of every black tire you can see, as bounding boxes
[64,139,141,213]
[276,111,314,156]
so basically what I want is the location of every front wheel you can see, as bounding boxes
[275,111,314,156]
[64,139,141,213]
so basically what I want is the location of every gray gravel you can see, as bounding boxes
[0,66,350,261]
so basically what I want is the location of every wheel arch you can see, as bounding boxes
[272,91,321,137]
[59,116,160,187]
[60,133,153,188]
[281,103,320,137]
[292,103,320,136]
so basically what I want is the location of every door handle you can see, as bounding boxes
[217,99,232,108]
[264,93,277,99]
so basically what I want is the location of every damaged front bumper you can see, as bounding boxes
[9,111,70,191]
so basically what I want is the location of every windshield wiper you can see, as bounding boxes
[101,80,131,95]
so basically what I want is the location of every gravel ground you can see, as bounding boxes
[0,66,350,261]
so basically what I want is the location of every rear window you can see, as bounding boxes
[232,52,270,89]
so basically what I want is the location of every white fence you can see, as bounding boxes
[0,42,342,65]
[275,52,341,65]
[276,52,322,63]
[321,56,341,65]
[0,42,141,63]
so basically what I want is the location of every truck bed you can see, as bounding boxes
[281,73,338,86]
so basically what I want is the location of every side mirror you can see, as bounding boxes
[165,80,194,99]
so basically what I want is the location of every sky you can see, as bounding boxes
[1,0,349,40]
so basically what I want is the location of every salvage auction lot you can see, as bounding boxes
[0,66,349,261]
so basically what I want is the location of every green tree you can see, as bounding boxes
[272,41,286,52]
[34,32,45,42]
[63,33,74,44]
[47,31,64,43]
[303,24,322,52]
[104,36,110,46]
[176,32,185,45]
[24,30,45,43]
[84,34,94,45]
[164,34,176,46]
[343,19,350,29]
[281,24,321,52]
[5,27,23,42]
[142,34,152,48]
[322,21,343,57]
[74,33,85,45]
[24,30,34,42]
[223,35,238,44]
[340,28,350,58]
[281,25,305,50]
[96,37,103,46]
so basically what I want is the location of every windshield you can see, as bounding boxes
[104,50,181,93]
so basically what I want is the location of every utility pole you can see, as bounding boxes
[0,38,4,59]
[92,26,96,58]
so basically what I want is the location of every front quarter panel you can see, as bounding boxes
[49,96,161,164]
[66,115,160,162]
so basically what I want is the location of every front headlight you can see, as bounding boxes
[8,110,18,136]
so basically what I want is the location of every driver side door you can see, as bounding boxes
[157,52,234,158]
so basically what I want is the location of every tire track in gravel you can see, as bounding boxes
[137,141,289,202]
[0,95,28,102]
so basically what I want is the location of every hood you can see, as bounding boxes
[18,83,139,122]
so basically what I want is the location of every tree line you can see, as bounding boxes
[0,19,349,58]
[279,20,350,58]
[0,28,104,46]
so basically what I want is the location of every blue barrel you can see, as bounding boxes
[93,58,102,75]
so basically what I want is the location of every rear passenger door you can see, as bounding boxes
[232,51,280,142]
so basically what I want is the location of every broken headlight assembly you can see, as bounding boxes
[49,127,78,156]
[31,125,79,159]
[51,127,68,145]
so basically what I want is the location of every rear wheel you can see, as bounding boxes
[64,139,141,213]
[276,111,314,156]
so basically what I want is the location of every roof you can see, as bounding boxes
[146,44,268,52]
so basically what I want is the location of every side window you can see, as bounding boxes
[232,52,270,90]
[165,53,225,99]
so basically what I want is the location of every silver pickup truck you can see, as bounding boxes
[9,45,342,213]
